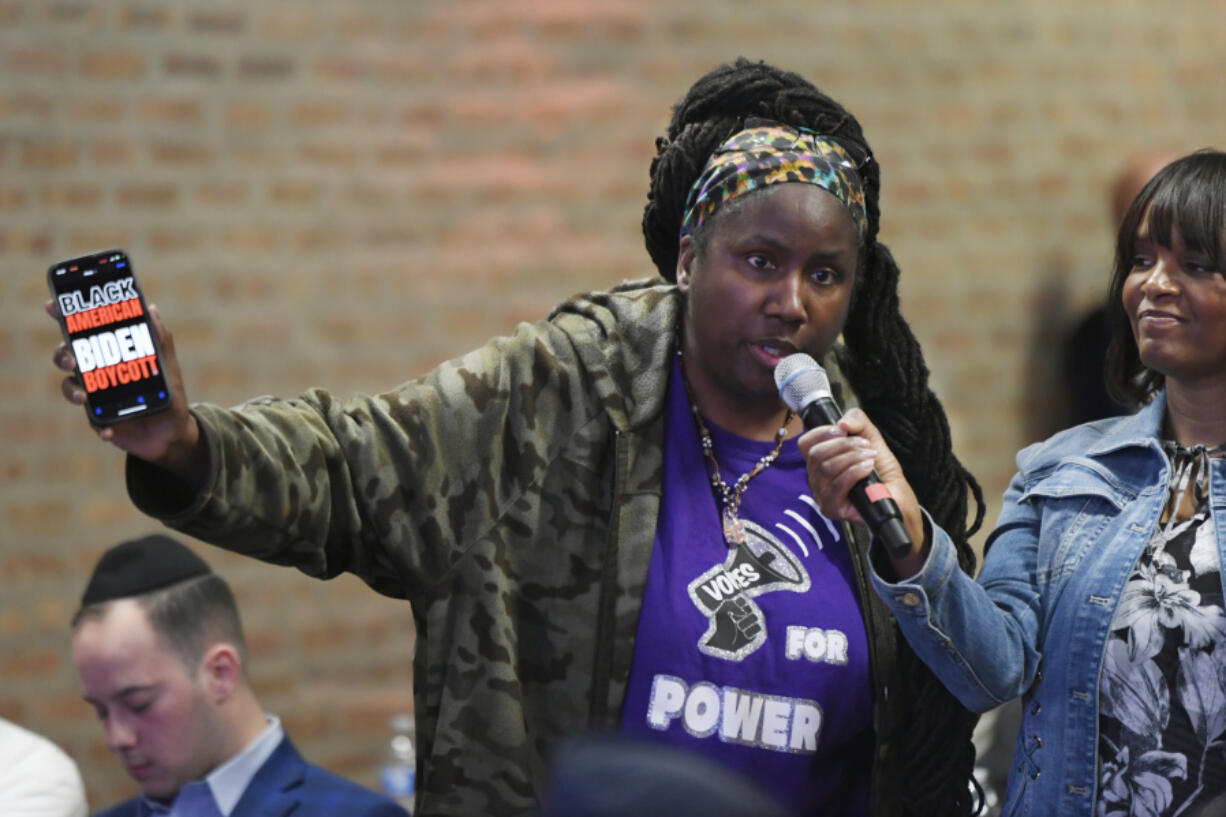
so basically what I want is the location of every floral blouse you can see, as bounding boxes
[1096,442,1226,817]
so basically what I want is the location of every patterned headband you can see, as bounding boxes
[679,120,868,240]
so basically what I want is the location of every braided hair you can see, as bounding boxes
[643,58,987,816]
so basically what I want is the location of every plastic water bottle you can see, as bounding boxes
[380,713,416,814]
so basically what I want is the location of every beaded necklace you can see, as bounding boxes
[677,347,793,547]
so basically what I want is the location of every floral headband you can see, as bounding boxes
[679,119,868,240]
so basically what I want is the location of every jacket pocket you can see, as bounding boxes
[1020,466,1129,584]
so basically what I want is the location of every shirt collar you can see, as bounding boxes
[1083,390,1168,458]
[207,714,283,815]
[138,714,284,817]
[139,798,170,817]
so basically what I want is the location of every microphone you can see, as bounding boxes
[774,353,913,559]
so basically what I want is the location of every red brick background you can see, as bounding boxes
[4,0,1226,807]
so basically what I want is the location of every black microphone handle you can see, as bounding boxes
[797,399,914,559]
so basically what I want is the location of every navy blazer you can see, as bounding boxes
[94,735,409,817]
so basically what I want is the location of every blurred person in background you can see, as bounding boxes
[539,734,795,817]
[1061,150,1179,426]
[0,717,88,817]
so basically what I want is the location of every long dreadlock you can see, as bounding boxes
[643,57,988,816]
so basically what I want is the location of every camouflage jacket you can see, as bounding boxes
[128,279,907,817]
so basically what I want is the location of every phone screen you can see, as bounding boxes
[48,249,172,425]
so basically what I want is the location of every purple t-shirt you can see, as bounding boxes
[619,359,873,816]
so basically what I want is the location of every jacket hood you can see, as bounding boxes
[547,278,681,433]
[545,277,854,434]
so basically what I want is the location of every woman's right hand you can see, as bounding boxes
[795,407,930,578]
[47,300,209,488]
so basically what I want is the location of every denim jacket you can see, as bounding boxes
[872,392,1226,816]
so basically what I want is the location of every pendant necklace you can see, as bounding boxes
[677,347,793,547]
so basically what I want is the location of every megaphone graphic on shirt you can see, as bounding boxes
[687,520,811,661]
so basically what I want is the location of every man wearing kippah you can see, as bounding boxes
[71,535,408,817]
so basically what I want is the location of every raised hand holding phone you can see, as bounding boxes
[47,250,206,487]
[47,250,173,424]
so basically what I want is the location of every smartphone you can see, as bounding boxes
[47,249,172,425]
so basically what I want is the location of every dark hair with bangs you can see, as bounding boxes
[1105,149,1226,407]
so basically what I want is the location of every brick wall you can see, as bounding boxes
[4,0,1226,807]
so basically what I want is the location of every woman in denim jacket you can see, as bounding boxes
[799,150,1226,817]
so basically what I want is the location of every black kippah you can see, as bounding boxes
[81,534,212,606]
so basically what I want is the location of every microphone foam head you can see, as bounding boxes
[774,353,831,413]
